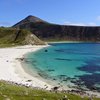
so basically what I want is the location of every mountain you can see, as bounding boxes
[13,15,100,42]
[13,15,47,27]
[0,27,45,47]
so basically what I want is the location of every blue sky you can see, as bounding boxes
[1,0,100,26]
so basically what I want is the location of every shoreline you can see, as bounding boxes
[0,45,53,90]
[47,41,100,44]
[0,44,100,97]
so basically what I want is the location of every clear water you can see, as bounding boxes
[25,43,100,91]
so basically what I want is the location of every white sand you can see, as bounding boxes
[0,45,100,97]
[0,45,52,90]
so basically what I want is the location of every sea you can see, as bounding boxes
[24,43,100,91]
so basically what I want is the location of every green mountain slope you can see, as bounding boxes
[0,27,45,47]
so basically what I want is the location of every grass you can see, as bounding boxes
[0,81,100,100]
[0,27,45,47]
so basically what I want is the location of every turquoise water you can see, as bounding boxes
[25,43,100,91]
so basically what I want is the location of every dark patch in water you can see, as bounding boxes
[54,75,73,82]
[44,49,48,52]
[85,58,100,66]
[55,49,100,56]
[75,73,100,91]
[77,58,100,73]
[46,69,55,72]
[76,58,100,91]
[55,49,76,53]
[55,58,83,62]
[71,80,85,86]
[77,64,100,73]
[55,49,65,53]
[55,75,68,79]
[85,59,100,64]
[55,58,72,61]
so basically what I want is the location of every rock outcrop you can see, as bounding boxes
[0,27,45,47]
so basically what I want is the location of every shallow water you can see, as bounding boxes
[25,43,100,91]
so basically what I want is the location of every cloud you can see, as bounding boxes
[96,16,100,21]
[0,22,11,26]
[88,22,96,26]
[64,22,85,26]
[64,21,96,26]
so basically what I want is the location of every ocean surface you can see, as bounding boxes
[25,43,100,91]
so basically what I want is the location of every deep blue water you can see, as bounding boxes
[25,43,100,91]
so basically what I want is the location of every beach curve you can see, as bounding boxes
[0,45,52,90]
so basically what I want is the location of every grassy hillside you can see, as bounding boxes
[0,81,100,100]
[0,27,45,47]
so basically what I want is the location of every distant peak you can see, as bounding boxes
[26,15,35,18]
[27,15,33,17]
[25,15,46,23]
[12,15,49,27]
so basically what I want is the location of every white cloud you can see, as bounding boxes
[64,21,96,26]
[88,22,96,26]
[96,16,100,21]
[64,22,85,26]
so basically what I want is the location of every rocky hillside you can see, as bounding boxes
[0,27,45,47]
[13,15,100,42]
[13,15,48,27]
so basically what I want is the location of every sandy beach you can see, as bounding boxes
[0,44,100,98]
[0,45,53,90]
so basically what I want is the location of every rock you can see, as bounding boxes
[45,50,48,52]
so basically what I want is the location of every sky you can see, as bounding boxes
[1,0,100,26]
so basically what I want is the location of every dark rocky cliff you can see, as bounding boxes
[13,15,100,42]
